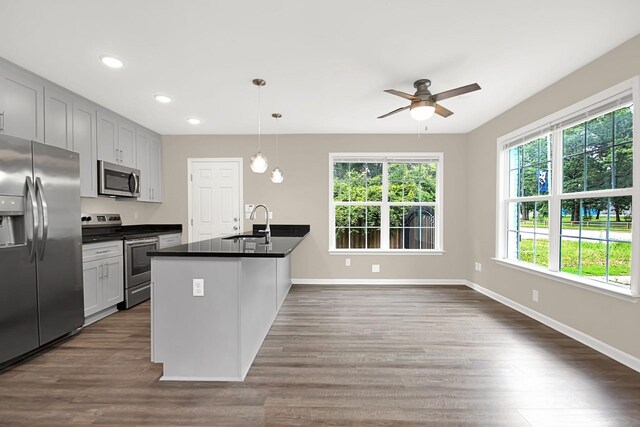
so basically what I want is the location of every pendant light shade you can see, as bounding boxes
[250,151,269,173]
[249,79,268,173]
[270,113,284,184]
[270,166,284,183]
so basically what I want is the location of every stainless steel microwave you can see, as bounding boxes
[98,161,141,198]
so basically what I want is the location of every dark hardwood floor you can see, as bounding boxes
[1,285,639,426]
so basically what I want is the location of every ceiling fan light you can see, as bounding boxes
[250,151,268,173]
[271,166,284,184]
[410,101,436,121]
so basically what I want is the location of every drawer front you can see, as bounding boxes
[83,240,123,262]
[158,233,181,249]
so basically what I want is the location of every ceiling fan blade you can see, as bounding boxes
[432,83,481,102]
[377,105,410,119]
[435,103,453,118]
[384,89,419,101]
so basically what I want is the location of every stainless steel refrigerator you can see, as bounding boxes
[0,134,84,366]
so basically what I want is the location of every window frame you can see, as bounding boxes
[329,152,444,255]
[496,76,640,298]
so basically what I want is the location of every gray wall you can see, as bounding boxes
[149,133,469,280]
[466,34,640,359]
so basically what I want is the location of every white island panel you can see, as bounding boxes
[151,254,294,381]
[152,257,241,381]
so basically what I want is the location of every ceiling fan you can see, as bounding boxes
[378,79,481,121]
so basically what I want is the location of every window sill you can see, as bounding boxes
[493,258,639,303]
[329,250,445,256]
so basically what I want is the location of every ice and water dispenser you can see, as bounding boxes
[0,195,25,247]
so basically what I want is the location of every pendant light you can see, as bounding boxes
[249,79,268,173]
[270,113,284,184]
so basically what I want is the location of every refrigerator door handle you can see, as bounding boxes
[35,177,49,260]
[25,176,39,261]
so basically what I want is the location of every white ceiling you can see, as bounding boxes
[1,0,639,135]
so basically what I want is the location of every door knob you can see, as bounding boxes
[234,217,239,222]
[233,226,239,230]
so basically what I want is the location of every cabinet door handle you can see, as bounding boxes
[99,264,103,279]
[115,148,119,162]
[104,264,109,278]
[120,150,123,162]
[0,112,4,132]
[95,249,110,254]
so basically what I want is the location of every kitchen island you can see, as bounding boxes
[148,225,308,381]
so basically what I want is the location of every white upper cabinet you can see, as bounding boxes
[135,128,150,201]
[135,128,162,203]
[97,108,137,169]
[149,136,162,202]
[117,119,136,168]
[72,99,97,197]
[44,84,73,149]
[0,61,44,142]
[97,108,118,164]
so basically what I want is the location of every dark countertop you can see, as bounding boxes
[148,225,309,258]
[82,224,183,244]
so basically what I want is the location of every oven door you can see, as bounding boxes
[124,238,158,289]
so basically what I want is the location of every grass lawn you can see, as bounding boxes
[519,238,631,278]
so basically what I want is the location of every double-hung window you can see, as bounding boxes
[329,153,443,253]
[497,77,639,297]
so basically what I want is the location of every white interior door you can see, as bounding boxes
[189,159,242,243]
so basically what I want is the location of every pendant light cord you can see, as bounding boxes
[275,115,279,165]
[258,85,262,150]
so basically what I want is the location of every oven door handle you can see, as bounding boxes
[125,238,159,247]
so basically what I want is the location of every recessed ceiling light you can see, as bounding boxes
[154,94,172,104]
[99,55,125,69]
[187,118,201,125]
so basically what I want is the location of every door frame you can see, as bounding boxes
[187,158,244,243]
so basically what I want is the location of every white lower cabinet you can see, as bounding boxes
[82,241,123,325]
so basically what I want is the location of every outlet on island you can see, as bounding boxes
[192,278,205,297]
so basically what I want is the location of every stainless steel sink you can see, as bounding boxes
[222,234,265,240]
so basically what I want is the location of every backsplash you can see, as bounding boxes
[81,197,161,225]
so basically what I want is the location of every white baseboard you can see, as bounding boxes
[465,280,640,373]
[291,278,467,286]
[160,375,243,382]
[83,306,119,327]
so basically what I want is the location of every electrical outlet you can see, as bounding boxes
[532,289,539,302]
[345,258,351,267]
[372,264,380,273]
[475,262,482,272]
[244,204,255,219]
[268,211,273,219]
[193,278,204,297]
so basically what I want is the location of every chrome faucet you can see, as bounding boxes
[250,204,271,243]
